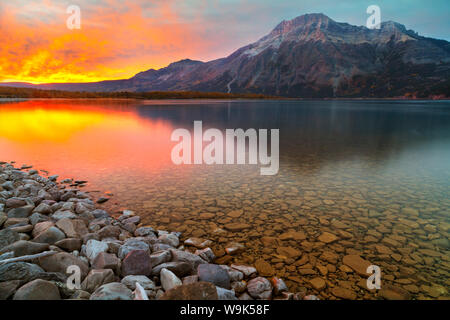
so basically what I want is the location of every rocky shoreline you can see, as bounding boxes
[0,161,319,300]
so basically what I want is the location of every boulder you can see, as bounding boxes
[0,262,45,282]
[151,261,192,277]
[81,269,116,293]
[0,240,49,257]
[216,287,238,300]
[170,249,207,273]
[90,282,133,300]
[55,218,88,238]
[0,280,22,300]
[118,239,150,259]
[197,264,231,289]
[91,252,121,274]
[159,281,219,300]
[32,226,66,244]
[84,239,109,261]
[160,268,182,291]
[121,275,155,291]
[149,250,172,267]
[121,250,152,277]
[55,238,82,252]
[7,205,34,218]
[247,277,273,300]
[13,279,60,300]
[0,229,20,250]
[38,252,89,280]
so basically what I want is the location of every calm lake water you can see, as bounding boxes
[1,99,449,299]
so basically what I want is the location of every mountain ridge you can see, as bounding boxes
[2,13,449,98]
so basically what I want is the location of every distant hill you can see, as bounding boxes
[2,13,449,98]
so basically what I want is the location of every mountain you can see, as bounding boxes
[2,13,449,98]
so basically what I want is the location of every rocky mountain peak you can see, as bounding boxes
[270,13,332,36]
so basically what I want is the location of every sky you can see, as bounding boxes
[0,0,448,83]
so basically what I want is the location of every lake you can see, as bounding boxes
[0,98,449,299]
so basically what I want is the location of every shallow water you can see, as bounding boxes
[1,99,449,299]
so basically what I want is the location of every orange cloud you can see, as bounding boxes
[0,0,221,83]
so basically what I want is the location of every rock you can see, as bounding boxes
[195,248,216,262]
[0,212,6,228]
[51,210,77,220]
[254,259,275,277]
[0,262,45,282]
[331,287,357,300]
[231,280,247,294]
[91,252,121,274]
[342,255,372,276]
[309,277,326,290]
[70,290,91,300]
[239,292,254,300]
[134,227,155,237]
[276,246,301,259]
[224,223,251,231]
[225,242,245,255]
[85,239,109,261]
[216,287,237,300]
[0,280,22,299]
[9,224,33,233]
[121,250,152,277]
[271,277,288,295]
[5,198,26,208]
[29,213,50,226]
[97,225,121,239]
[0,240,49,257]
[81,269,116,293]
[33,203,52,215]
[149,250,172,267]
[90,282,133,300]
[55,238,82,252]
[97,197,109,204]
[231,264,257,278]
[318,232,339,244]
[32,221,54,238]
[151,262,192,277]
[160,268,182,291]
[184,237,213,249]
[379,284,411,300]
[182,275,199,285]
[38,252,89,280]
[0,229,20,250]
[247,277,273,299]
[121,275,155,291]
[32,226,66,244]
[159,281,218,300]
[55,218,88,238]
[197,264,231,289]
[118,239,150,259]
[13,279,60,300]
[158,233,180,247]
[7,205,34,218]
[279,231,307,241]
[170,249,208,273]
[221,265,244,282]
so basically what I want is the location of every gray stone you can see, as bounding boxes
[216,287,238,300]
[118,239,150,259]
[121,275,155,291]
[170,249,208,273]
[151,261,192,277]
[7,205,34,218]
[38,252,89,280]
[90,282,133,300]
[81,269,116,293]
[0,229,20,250]
[149,250,172,267]
[197,264,231,289]
[160,268,182,291]
[0,280,21,299]
[84,239,109,261]
[32,226,66,244]
[29,213,50,226]
[0,262,45,282]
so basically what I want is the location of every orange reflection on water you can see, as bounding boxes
[0,100,177,181]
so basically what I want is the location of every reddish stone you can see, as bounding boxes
[121,250,151,277]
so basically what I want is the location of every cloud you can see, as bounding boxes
[0,0,448,83]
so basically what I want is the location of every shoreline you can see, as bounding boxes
[0,161,317,300]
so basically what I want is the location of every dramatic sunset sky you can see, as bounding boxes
[1,0,448,83]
